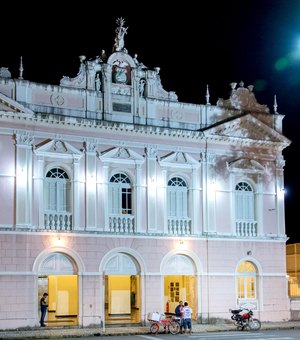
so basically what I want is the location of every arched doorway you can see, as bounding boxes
[104,252,142,325]
[162,254,198,319]
[38,252,78,327]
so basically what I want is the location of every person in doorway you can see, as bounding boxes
[175,300,184,333]
[182,301,192,334]
[40,293,48,327]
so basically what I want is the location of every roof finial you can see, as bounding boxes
[273,94,278,114]
[206,84,211,105]
[19,56,24,80]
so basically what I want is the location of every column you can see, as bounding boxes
[275,157,286,236]
[146,147,157,231]
[73,156,81,230]
[102,164,109,231]
[16,132,33,228]
[36,156,45,228]
[191,166,201,234]
[102,64,112,118]
[201,151,216,233]
[85,141,97,230]
[135,164,142,232]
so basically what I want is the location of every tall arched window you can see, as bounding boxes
[235,182,254,220]
[237,261,257,300]
[235,181,257,236]
[109,173,132,215]
[44,167,71,212]
[167,177,187,218]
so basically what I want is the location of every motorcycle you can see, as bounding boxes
[230,308,261,331]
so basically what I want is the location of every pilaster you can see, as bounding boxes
[102,64,112,117]
[201,151,216,233]
[73,156,81,230]
[15,132,33,228]
[146,147,157,230]
[275,157,286,236]
[85,141,97,230]
[135,164,142,232]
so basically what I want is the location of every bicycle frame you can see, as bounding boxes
[149,315,180,335]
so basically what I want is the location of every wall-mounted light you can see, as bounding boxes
[177,239,185,249]
[56,236,62,246]
[278,188,285,200]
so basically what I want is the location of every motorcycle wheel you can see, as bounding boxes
[248,318,261,331]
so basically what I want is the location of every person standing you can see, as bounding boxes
[182,301,192,334]
[175,300,184,333]
[40,293,48,327]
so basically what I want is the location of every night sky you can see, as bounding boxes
[1,1,299,243]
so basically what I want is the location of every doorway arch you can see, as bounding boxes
[161,251,200,320]
[34,248,82,327]
[100,248,145,325]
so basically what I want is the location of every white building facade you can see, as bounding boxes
[0,19,291,329]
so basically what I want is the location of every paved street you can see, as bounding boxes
[2,321,300,339]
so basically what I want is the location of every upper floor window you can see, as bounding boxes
[167,177,188,218]
[237,261,257,299]
[44,167,71,212]
[235,182,254,221]
[109,173,132,215]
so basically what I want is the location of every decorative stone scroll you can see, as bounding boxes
[217,81,269,113]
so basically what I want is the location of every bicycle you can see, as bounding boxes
[147,313,180,335]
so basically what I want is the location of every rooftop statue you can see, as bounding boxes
[113,17,128,52]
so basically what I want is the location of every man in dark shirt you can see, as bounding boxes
[175,300,183,333]
[40,293,48,327]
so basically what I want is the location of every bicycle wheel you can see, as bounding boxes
[168,320,180,334]
[248,318,261,330]
[150,322,160,334]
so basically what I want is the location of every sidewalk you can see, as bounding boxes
[1,321,300,339]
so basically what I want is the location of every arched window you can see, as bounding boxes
[235,182,254,220]
[237,261,257,299]
[235,182,257,236]
[109,173,132,215]
[167,177,187,217]
[44,167,71,212]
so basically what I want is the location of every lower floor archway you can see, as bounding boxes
[103,252,142,325]
[104,274,141,325]
[162,253,198,319]
[37,252,79,327]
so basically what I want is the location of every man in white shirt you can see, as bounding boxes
[182,301,192,334]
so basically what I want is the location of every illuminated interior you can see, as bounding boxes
[164,275,197,319]
[38,275,78,326]
[105,275,141,324]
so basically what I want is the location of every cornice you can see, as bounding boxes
[0,110,204,140]
[0,110,289,151]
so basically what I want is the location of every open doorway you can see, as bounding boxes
[104,253,141,325]
[38,252,78,327]
[163,254,198,319]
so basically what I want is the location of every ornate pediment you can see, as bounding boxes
[204,114,290,146]
[100,147,144,165]
[159,151,199,169]
[34,139,82,160]
[227,158,265,174]
[0,92,34,115]
[217,81,269,113]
